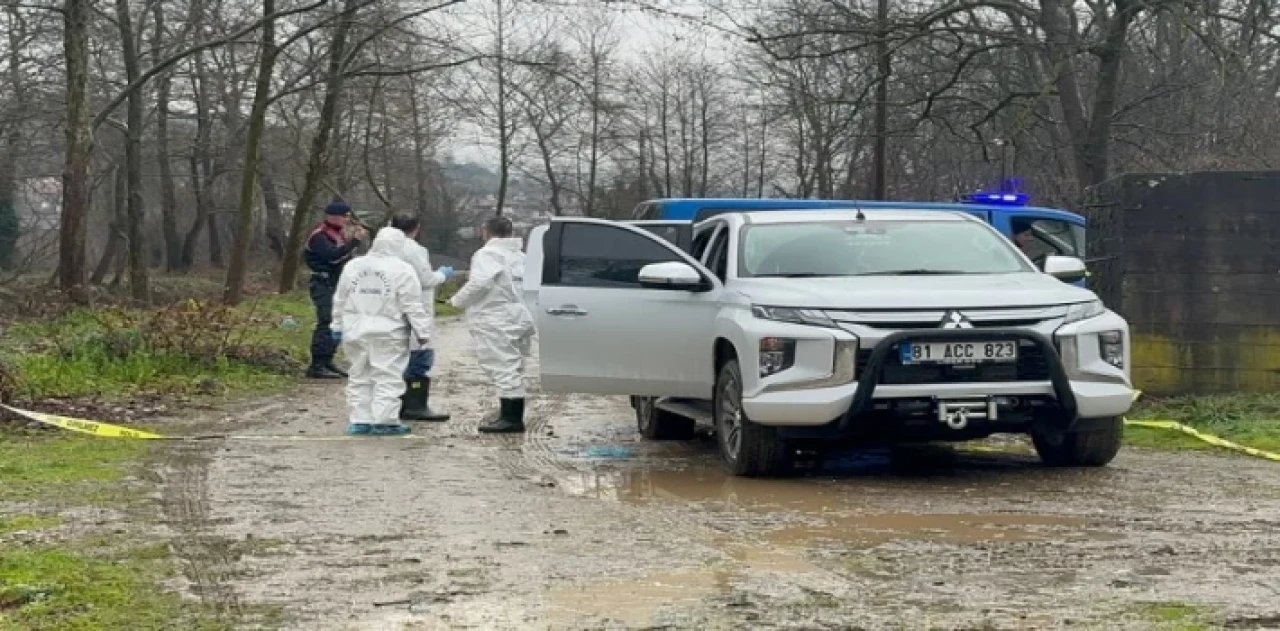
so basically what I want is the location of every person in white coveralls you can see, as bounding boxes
[388,213,456,422]
[448,216,535,434]
[331,226,434,436]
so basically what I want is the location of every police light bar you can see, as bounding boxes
[959,191,1030,206]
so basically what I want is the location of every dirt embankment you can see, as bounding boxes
[156,319,1280,630]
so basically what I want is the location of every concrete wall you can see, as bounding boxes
[1085,171,1280,395]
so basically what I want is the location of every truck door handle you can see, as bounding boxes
[546,305,587,316]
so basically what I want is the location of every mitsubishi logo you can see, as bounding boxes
[939,310,973,329]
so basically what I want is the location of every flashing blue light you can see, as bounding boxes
[960,191,1030,206]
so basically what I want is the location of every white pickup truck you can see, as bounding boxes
[522,209,1136,477]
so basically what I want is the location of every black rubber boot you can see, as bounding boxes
[324,362,348,378]
[305,364,343,380]
[401,378,449,422]
[478,398,525,434]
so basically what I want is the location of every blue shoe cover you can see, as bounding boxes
[368,424,412,436]
[345,423,372,435]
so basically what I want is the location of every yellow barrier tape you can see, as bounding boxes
[1123,389,1280,462]
[1123,419,1280,462]
[2,404,164,439]
[0,404,426,441]
[4,394,1279,460]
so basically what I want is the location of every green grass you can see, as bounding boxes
[0,434,148,504]
[1,286,461,402]
[1,291,314,401]
[0,433,231,629]
[1126,393,1280,453]
[0,514,61,535]
[1128,602,1212,630]
[0,545,229,631]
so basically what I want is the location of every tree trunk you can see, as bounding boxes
[260,163,285,258]
[870,0,890,200]
[180,48,211,270]
[152,0,182,272]
[409,85,430,222]
[0,1,23,271]
[115,0,149,302]
[59,0,93,297]
[494,0,509,216]
[1040,0,1139,193]
[698,82,710,197]
[585,60,601,216]
[91,165,127,285]
[206,206,223,267]
[224,0,277,305]
[279,0,359,292]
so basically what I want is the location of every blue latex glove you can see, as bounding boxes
[331,330,343,343]
[438,266,455,279]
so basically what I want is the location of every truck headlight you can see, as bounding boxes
[759,337,796,377]
[751,305,835,328]
[1063,300,1105,324]
[1099,330,1124,368]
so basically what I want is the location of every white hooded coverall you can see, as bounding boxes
[399,238,448,352]
[449,237,535,399]
[332,228,433,425]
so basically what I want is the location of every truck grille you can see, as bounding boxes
[856,342,1052,384]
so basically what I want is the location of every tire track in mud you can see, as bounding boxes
[159,440,246,621]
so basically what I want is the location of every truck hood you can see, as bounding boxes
[733,273,1098,310]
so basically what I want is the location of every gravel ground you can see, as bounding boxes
[154,319,1280,630]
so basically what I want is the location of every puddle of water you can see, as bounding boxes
[558,467,848,514]
[544,566,731,627]
[766,512,1105,548]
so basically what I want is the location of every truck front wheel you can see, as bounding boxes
[714,359,791,477]
[1032,417,1123,467]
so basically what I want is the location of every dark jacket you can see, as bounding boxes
[304,221,361,279]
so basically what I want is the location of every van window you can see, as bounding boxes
[1010,217,1083,260]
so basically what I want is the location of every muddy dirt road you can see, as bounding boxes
[158,319,1280,630]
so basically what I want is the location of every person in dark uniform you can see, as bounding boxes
[304,200,368,379]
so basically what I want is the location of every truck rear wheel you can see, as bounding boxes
[635,396,695,440]
[714,359,790,477]
[1032,417,1123,467]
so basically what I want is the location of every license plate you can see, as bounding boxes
[900,341,1018,365]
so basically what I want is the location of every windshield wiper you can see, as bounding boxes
[854,269,973,276]
[754,272,832,278]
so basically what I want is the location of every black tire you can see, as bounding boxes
[635,396,695,440]
[1032,417,1123,467]
[713,359,791,477]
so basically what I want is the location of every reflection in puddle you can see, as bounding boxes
[547,458,1122,625]
[545,567,730,628]
[557,466,1118,548]
[766,512,1100,548]
[559,467,846,513]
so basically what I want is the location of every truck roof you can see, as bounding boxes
[647,197,1084,224]
[736,209,976,224]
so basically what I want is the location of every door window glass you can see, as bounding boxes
[555,223,683,288]
[1010,217,1082,263]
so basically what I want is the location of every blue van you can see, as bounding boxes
[628,194,1089,285]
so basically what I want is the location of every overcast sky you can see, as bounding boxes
[437,0,743,166]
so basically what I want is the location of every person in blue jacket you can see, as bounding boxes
[303,200,367,379]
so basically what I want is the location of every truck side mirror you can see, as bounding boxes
[1043,255,1087,283]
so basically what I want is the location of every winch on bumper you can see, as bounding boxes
[740,327,1134,441]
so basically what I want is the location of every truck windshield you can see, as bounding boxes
[740,220,1033,278]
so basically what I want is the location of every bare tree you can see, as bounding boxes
[279,0,362,293]
[225,0,280,305]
